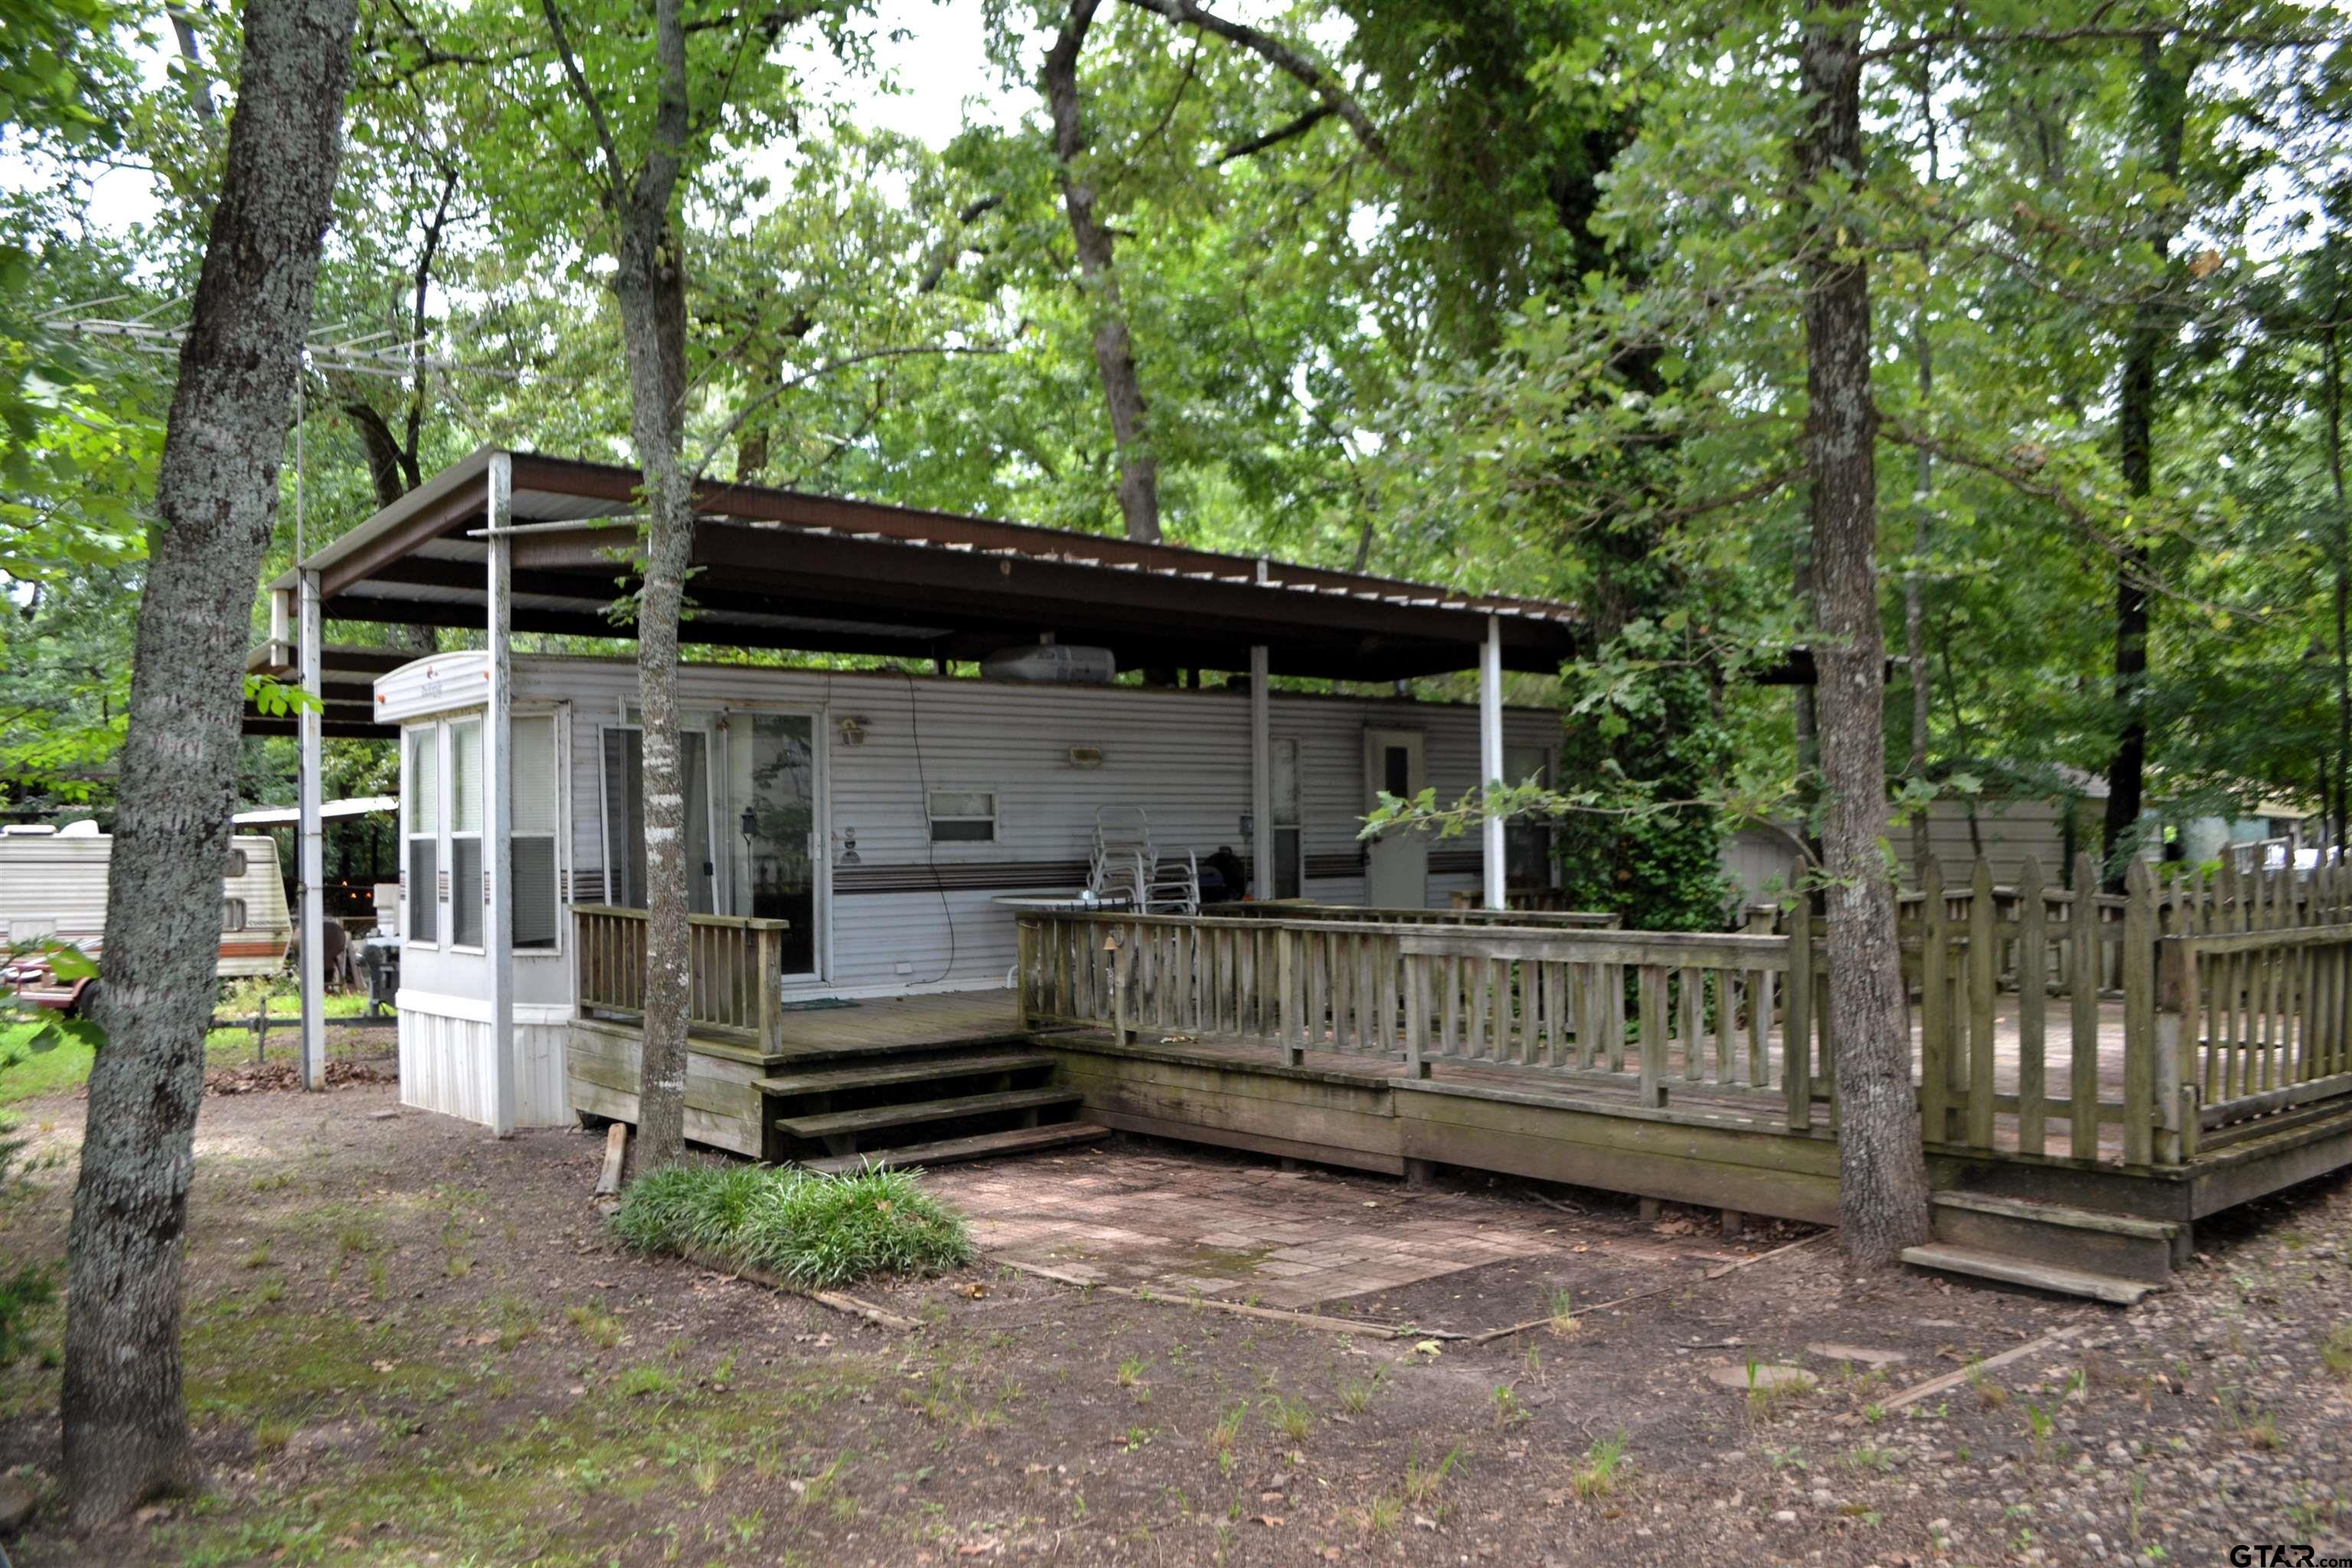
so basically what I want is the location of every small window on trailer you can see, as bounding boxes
[511,714,560,951]
[1503,744,1557,889]
[1272,737,1303,899]
[404,725,440,945]
[926,788,997,843]
[221,898,247,933]
[449,718,485,947]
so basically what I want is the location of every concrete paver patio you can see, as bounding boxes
[926,1142,1746,1312]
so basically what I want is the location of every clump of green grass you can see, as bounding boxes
[614,1363,681,1399]
[609,1161,974,1290]
[1264,1393,1315,1442]
[1401,1443,1462,1508]
[1573,1431,1629,1501]
[2323,1321,2352,1382]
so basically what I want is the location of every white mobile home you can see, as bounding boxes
[258,448,1584,1137]
[372,649,1564,1126]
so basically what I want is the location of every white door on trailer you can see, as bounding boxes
[1361,727,1428,908]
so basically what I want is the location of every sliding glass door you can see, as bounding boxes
[723,712,818,978]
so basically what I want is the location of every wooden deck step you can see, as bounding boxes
[756,1052,1055,1097]
[1930,1191,2180,1285]
[799,1122,1110,1175]
[1899,1243,2161,1305]
[775,1086,1080,1140]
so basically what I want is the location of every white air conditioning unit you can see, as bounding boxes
[980,644,1116,684]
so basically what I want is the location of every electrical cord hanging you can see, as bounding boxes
[903,670,956,986]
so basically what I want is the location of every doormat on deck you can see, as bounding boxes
[779,997,861,1011]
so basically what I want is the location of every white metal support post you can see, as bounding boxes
[1480,615,1505,910]
[297,570,326,1089]
[486,452,517,1137]
[1249,556,1274,902]
[1250,644,1272,900]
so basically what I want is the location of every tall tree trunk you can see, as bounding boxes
[541,0,695,1167]
[62,0,356,1524]
[1044,0,1161,543]
[2100,37,2186,890]
[2324,283,2348,861]
[1905,64,1938,876]
[1796,4,1931,1266]
[611,0,695,1171]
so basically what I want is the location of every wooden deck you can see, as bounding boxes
[564,874,2352,1283]
[766,991,1028,1060]
[565,978,2352,1251]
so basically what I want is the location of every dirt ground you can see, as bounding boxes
[3,1076,2350,1567]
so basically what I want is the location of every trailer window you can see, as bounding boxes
[405,725,440,945]
[512,714,559,950]
[1503,744,1555,890]
[927,788,997,844]
[1272,737,1303,899]
[225,848,248,879]
[221,898,247,933]
[450,718,485,947]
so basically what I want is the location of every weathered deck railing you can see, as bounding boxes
[1234,901,1621,931]
[1017,910,1806,1119]
[1390,925,1798,1114]
[1016,860,2352,1171]
[2161,862,2352,1151]
[573,903,792,1053]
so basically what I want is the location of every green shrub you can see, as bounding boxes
[610,1161,973,1290]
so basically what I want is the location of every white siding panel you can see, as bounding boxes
[399,1008,488,1124]
[514,1020,570,1125]
[513,655,1565,994]
[397,993,570,1127]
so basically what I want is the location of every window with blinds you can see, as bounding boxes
[449,720,485,946]
[400,710,567,955]
[404,725,439,944]
[512,714,559,949]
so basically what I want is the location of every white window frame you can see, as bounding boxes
[400,707,572,959]
[511,705,569,959]
[448,716,486,953]
[924,784,1001,846]
[401,721,443,950]
[1270,735,1305,899]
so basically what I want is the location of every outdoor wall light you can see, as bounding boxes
[837,715,868,746]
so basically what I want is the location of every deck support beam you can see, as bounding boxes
[1480,614,1505,910]
[297,569,326,1089]
[486,451,516,1138]
[1250,637,1272,900]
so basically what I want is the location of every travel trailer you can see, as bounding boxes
[0,824,292,1008]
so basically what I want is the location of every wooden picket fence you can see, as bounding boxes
[2154,858,2352,1153]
